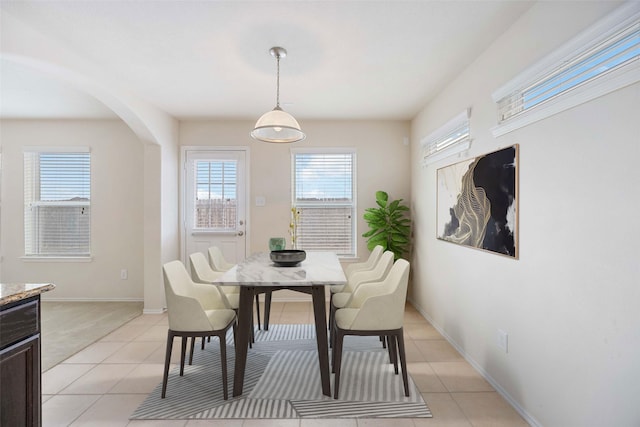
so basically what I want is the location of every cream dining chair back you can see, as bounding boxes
[332,258,411,399]
[161,260,236,400]
[328,245,385,329]
[344,244,384,280]
[189,252,236,309]
[329,250,394,341]
[190,251,259,346]
[208,245,273,332]
[207,246,235,272]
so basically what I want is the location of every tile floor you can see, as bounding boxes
[42,301,529,426]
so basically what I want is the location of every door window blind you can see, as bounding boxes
[24,149,91,256]
[292,150,356,256]
[194,160,237,230]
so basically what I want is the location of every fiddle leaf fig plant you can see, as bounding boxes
[362,191,411,260]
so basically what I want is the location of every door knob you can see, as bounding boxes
[237,231,244,236]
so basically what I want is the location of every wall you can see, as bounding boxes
[179,119,411,298]
[410,2,639,426]
[0,119,145,301]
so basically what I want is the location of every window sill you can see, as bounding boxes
[21,256,93,262]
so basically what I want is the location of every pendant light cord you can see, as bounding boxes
[275,53,281,109]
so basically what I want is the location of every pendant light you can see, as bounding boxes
[251,47,306,143]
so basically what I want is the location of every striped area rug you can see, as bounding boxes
[130,324,432,420]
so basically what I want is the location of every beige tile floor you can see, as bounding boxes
[42,301,529,426]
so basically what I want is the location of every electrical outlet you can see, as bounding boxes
[120,269,128,280]
[497,329,508,353]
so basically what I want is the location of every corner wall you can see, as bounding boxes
[0,119,145,301]
[410,2,640,426]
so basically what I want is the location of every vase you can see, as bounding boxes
[269,237,286,251]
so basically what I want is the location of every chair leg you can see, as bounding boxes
[329,303,337,348]
[189,336,196,365]
[328,292,334,330]
[388,335,399,374]
[264,290,272,331]
[219,332,229,400]
[255,294,262,330]
[249,310,254,348]
[161,330,174,398]
[180,336,188,376]
[396,329,410,397]
[333,329,345,399]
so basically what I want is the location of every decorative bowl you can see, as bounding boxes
[270,250,306,267]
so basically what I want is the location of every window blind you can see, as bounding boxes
[498,21,639,122]
[492,2,639,136]
[421,109,471,166]
[24,150,91,256]
[292,150,356,256]
[194,160,237,230]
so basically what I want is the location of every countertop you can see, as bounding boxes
[0,283,55,306]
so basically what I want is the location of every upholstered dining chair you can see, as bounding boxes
[332,258,411,399]
[161,260,236,400]
[328,245,384,328]
[208,245,274,332]
[190,252,237,309]
[190,251,258,347]
[329,250,394,340]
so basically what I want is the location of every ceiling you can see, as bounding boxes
[0,1,534,121]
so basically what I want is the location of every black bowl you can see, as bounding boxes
[270,250,306,267]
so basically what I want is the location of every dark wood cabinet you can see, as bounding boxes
[0,296,42,427]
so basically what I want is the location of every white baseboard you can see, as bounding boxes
[407,296,540,427]
[41,297,143,302]
[143,308,166,315]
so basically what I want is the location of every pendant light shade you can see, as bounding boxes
[251,47,306,144]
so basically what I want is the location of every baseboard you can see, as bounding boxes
[407,296,541,427]
[143,308,166,315]
[41,297,144,302]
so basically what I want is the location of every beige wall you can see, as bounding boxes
[179,119,411,300]
[410,2,639,426]
[0,119,145,300]
[0,119,410,303]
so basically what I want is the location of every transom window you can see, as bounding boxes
[492,2,639,136]
[291,149,356,257]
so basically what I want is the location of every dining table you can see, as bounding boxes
[215,251,347,397]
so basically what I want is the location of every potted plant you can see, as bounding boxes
[362,191,411,260]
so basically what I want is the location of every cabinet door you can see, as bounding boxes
[0,335,41,427]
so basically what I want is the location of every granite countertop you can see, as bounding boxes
[0,283,55,306]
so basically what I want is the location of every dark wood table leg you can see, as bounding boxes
[233,286,255,397]
[311,285,331,397]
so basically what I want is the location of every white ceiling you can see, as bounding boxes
[0,1,534,121]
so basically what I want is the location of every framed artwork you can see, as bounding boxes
[436,145,518,258]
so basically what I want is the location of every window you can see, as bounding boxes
[292,149,356,257]
[421,109,471,166]
[492,2,640,136]
[24,148,91,257]
[194,160,237,230]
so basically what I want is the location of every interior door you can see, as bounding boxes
[184,149,247,266]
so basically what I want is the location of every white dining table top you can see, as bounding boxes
[215,251,346,286]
